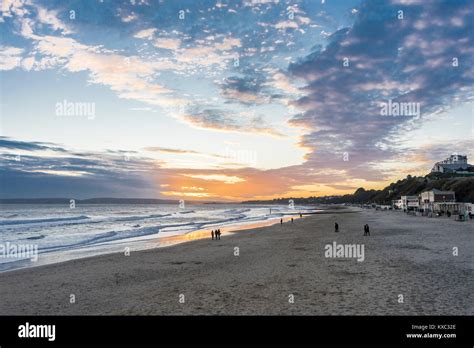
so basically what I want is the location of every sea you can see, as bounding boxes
[0,203,318,272]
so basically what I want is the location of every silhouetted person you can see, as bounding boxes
[300,213,302,218]
[211,230,214,240]
[291,218,294,223]
[280,218,283,225]
[217,229,221,240]
[335,222,339,232]
[364,224,370,236]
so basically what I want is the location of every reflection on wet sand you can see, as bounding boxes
[155,215,303,247]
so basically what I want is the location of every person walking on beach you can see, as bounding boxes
[211,230,215,240]
[216,229,221,240]
[280,218,283,225]
[300,213,302,218]
[364,224,370,236]
[291,218,294,223]
[335,222,339,232]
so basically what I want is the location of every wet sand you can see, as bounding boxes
[1,208,472,315]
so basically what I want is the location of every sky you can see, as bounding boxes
[0,0,473,200]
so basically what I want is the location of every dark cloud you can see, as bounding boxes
[0,137,66,152]
[184,108,239,130]
[183,108,283,136]
[220,75,266,105]
[0,168,155,199]
[0,139,161,198]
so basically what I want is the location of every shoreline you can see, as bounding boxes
[0,209,324,274]
[1,208,472,315]
[0,208,348,275]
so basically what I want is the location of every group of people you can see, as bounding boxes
[333,222,371,236]
[211,229,221,240]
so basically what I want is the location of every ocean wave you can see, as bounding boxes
[4,214,19,218]
[37,221,202,253]
[0,215,90,226]
[24,235,46,240]
[114,213,172,222]
[222,208,250,214]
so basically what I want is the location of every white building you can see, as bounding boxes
[401,195,419,211]
[431,154,472,173]
[419,189,457,213]
[420,189,456,204]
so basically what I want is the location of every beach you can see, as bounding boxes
[0,208,472,315]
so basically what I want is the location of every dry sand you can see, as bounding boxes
[1,208,472,315]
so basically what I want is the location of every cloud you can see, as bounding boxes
[275,20,299,30]
[0,138,160,198]
[27,34,184,108]
[133,27,239,68]
[1,0,278,135]
[119,9,138,23]
[220,75,266,105]
[160,190,211,198]
[243,0,280,5]
[144,147,200,155]
[0,138,291,200]
[266,70,300,95]
[121,14,138,23]
[0,137,66,152]
[173,37,241,68]
[219,69,301,108]
[2,4,182,108]
[1,0,28,19]
[0,167,158,199]
[35,5,72,35]
[181,108,240,130]
[288,0,474,181]
[153,38,181,50]
[180,108,283,137]
[134,28,156,39]
[182,174,245,184]
[0,46,23,70]
[0,136,390,200]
